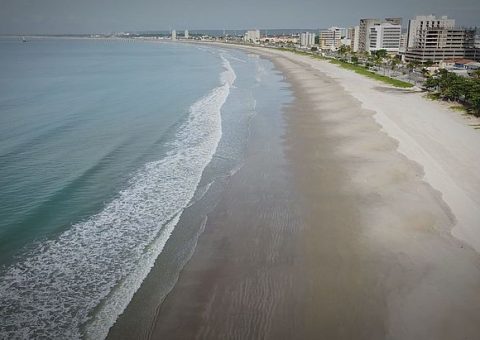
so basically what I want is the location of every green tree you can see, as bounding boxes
[421,68,430,77]
[424,60,434,68]
[425,69,480,116]
[435,69,466,101]
[407,60,421,71]
[338,45,351,56]
[465,78,480,116]
[424,75,439,91]
[389,57,399,71]
[373,49,388,60]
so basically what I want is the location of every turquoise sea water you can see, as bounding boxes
[0,38,221,264]
[0,38,290,338]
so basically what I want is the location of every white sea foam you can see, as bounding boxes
[255,58,267,84]
[0,54,236,339]
[224,54,247,64]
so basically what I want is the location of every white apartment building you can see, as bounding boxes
[171,30,176,41]
[319,27,342,50]
[346,27,355,40]
[184,30,189,39]
[368,23,402,52]
[350,26,360,52]
[407,15,455,48]
[300,32,316,47]
[358,18,402,52]
[244,30,261,44]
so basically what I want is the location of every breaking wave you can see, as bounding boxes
[0,54,236,339]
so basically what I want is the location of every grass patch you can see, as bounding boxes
[424,94,475,116]
[274,47,413,88]
[425,92,441,100]
[271,47,480,118]
[328,59,413,88]
[277,48,329,60]
[450,105,468,113]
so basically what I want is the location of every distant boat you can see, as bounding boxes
[22,36,27,42]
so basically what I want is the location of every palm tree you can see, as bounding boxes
[384,55,400,76]
[407,60,421,71]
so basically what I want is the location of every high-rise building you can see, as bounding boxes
[184,30,189,39]
[368,22,402,52]
[405,27,479,62]
[244,30,260,43]
[319,27,342,50]
[358,18,402,52]
[350,26,360,52]
[399,33,408,52]
[171,30,176,41]
[358,19,375,52]
[346,27,355,40]
[406,15,455,48]
[405,15,480,62]
[300,32,316,47]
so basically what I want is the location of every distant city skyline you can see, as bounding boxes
[0,0,479,35]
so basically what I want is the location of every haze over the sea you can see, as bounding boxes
[0,0,479,34]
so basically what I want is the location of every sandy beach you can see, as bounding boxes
[110,45,480,339]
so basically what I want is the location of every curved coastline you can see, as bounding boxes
[105,45,279,339]
[0,43,236,339]
[5,38,479,339]
[145,42,480,339]
[209,43,480,254]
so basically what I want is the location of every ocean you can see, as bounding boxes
[0,37,290,338]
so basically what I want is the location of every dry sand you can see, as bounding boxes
[282,50,480,254]
[147,46,480,339]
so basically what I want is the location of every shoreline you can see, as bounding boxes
[220,43,480,253]
[288,47,480,252]
[143,44,480,338]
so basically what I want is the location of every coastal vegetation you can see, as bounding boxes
[424,69,480,116]
[328,58,413,88]
[277,47,413,89]
[276,45,479,118]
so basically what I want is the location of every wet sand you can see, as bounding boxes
[148,48,480,339]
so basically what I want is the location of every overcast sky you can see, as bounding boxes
[0,0,479,34]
